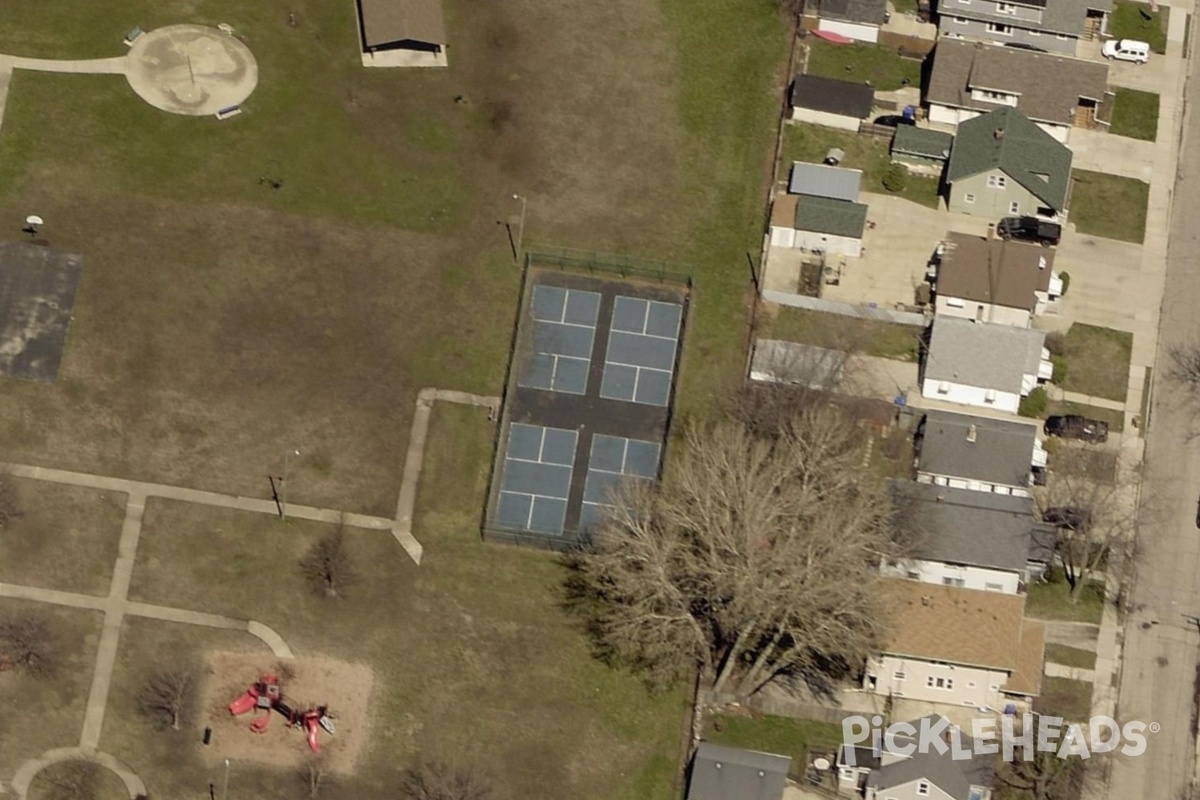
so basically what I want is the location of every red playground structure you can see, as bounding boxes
[228,673,336,752]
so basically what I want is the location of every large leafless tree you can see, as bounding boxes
[996,747,1091,800]
[398,759,491,800]
[1034,445,1140,603]
[0,610,55,677]
[138,656,199,730]
[569,407,904,697]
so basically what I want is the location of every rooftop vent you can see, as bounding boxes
[994,128,1005,140]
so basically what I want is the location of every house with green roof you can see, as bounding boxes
[945,107,1073,221]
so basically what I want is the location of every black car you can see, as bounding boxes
[1044,414,1109,444]
[873,115,916,127]
[1043,506,1092,530]
[998,216,1062,247]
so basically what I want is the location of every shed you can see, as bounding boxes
[790,74,875,131]
[891,126,954,177]
[788,161,863,201]
[688,743,791,800]
[817,0,888,42]
[357,0,448,67]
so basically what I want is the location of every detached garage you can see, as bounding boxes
[789,74,874,131]
[357,0,448,68]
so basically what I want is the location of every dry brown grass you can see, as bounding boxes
[0,479,126,596]
[0,599,103,778]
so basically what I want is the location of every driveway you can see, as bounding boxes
[1068,127,1156,181]
[820,193,992,307]
[1048,232,1154,337]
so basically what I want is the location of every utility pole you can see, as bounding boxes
[512,194,527,263]
[282,448,300,519]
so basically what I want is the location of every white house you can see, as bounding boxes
[915,409,1046,496]
[921,317,1052,414]
[790,74,875,131]
[864,581,1045,709]
[815,0,888,42]
[933,233,1063,329]
[837,715,995,800]
[885,481,1045,594]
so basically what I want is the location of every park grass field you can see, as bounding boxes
[112,405,688,798]
[0,0,788,514]
[0,0,787,795]
[0,599,103,779]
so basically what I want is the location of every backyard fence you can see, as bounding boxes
[762,290,928,326]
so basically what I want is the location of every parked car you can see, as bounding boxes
[1103,39,1151,64]
[998,215,1062,246]
[1043,506,1092,530]
[873,115,916,127]
[1005,42,1048,53]
[1044,414,1109,444]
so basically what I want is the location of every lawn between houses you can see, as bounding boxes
[1057,323,1134,402]
[1109,88,1161,141]
[1110,0,1170,53]
[804,39,923,92]
[1069,170,1149,244]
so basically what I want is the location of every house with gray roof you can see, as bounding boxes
[790,74,876,131]
[920,316,1052,414]
[945,107,1073,220]
[815,0,889,42]
[927,40,1111,143]
[885,480,1044,593]
[915,409,1047,496]
[837,715,996,800]
[936,0,1111,57]
[688,743,791,800]
[770,163,869,257]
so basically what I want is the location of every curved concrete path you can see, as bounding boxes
[11,747,146,800]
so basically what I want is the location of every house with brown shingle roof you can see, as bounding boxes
[926,39,1110,144]
[864,580,1045,710]
[933,232,1063,327]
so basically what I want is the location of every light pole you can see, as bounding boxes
[512,194,527,263]
[221,758,230,800]
[282,448,300,520]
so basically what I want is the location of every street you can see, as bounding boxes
[1108,7,1200,797]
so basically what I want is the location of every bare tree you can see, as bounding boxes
[300,515,357,598]
[0,469,21,532]
[567,407,904,697]
[138,656,199,730]
[1034,445,1140,603]
[996,747,1090,800]
[1168,341,1200,398]
[0,610,55,677]
[298,753,331,798]
[398,760,491,800]
[32,759,101,800]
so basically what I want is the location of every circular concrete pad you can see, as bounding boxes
[125,24,257,116]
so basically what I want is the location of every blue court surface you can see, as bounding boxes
[489,273,688,541]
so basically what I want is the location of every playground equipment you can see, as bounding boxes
[228,673,336,752]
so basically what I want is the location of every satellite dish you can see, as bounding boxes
[813,757,831,771]
[25,215,43,226]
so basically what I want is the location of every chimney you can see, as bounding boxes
[967,424,977,443]
[994,128,1005,140]
[987,223,996,240]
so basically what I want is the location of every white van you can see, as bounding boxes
[1102,39,1151,64]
